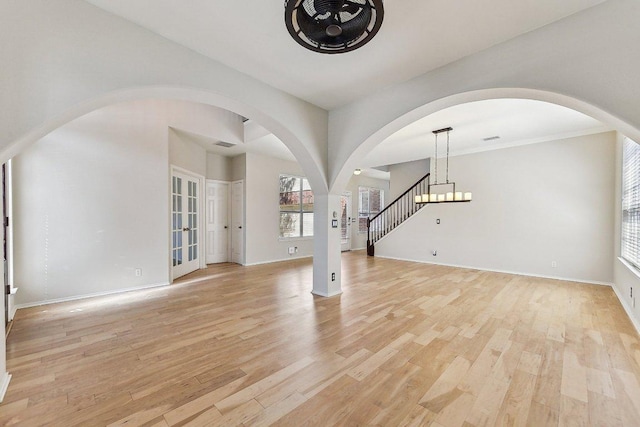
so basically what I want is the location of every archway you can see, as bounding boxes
[330,88,640,194]
[0,86,328,195]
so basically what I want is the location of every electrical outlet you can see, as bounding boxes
[436,219,440,224]
[551,261,558,268]
[288,247,295,255]
[631,287,633,299]
[432,250,437,256]
[135,268,142,277]
[331,272,336,281]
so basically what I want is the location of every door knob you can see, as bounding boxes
[224,226,228,229]
[239,226,242,229]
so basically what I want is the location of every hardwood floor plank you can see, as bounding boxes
[1,252,639,426]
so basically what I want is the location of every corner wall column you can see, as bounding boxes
[312,193,342,297]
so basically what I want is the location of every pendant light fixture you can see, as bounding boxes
[414,127,472,204]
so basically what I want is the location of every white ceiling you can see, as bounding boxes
[83,0,606,110]
[176,99,608,178]
[362,99,609,168]
[172,125,297,162]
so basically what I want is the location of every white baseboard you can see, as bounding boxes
[611,285,640,336]
[244,255,313,267]
[374,255,612,287]
[0,373,11,402]
[311,289,342,298]
[15,282,170,311]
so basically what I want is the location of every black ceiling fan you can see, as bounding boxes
[285,0,384,54]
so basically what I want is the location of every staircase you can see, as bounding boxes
[367,172,430,256]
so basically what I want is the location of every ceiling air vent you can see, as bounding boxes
[483,136,501,142]
[215,141,235,148]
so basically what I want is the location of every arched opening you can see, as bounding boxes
[330,89,640,323]
[1,86,327,194]
[331,88,640,194]
[3,88,330,315]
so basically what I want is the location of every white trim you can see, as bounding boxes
[205,180,231,264]
[612,284,640,336]
[374,254,612,287]
[311,290,343,298]
[14,282,170,310]
[0,373,11,403]
[170,165,207,280]
[231,179,245,265]
[618,257,640,281]
[278,236,314,242]
[206,179,231,185]
[244,255,313,267]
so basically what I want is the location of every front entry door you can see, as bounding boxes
[341,192,352,252]
[172,171,201,279]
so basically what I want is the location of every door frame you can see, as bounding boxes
[230,179,245,265]
[169,165,206,282]
[205,179,231,264]
[341,191,352,252]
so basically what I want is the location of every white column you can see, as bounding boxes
[312,193,343,297]
[0,181,10,402]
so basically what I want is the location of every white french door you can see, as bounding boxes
[171,169,202,280]
[341,192,352,252]
[231,180,244,265]
[205,181,229,264]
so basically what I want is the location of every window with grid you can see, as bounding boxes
[622,137,640,270]
[279,174,314,238]
[358,186,384,233]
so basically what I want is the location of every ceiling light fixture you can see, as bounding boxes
[353,168,362,175]
[284,0,384,54]
[415,127,472,204]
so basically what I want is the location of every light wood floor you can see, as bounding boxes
[1,252,640,426]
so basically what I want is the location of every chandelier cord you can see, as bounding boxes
[434,132,438,185]
[446,130,450,184]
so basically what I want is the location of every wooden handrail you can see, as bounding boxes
[369,172,430,222]
[366,172,431,255]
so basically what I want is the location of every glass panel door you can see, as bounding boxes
[172,171,201,280]
[341,192,351,251]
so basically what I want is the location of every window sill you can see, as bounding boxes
[618,257,640,281]
[278,237,314,242]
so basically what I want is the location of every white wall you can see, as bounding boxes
[231,155,246,182]
[345,174,390,250]
[207,152,231,182]
[12,100,171,306]
[613,133,640,331]
[0,0,329,194]
[169,128,207,177]
[328,0,640,192]
[244,152,314,265]
[376,132,616,284]
[389,159,430,201]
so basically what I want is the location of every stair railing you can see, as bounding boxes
[367,172,430,256]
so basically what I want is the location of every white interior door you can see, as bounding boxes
[172,170,201,279]
[231,180,244,265]
[341,192,352,252]
[205,181,229,264]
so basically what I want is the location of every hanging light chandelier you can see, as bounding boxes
[414,127,472,204]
